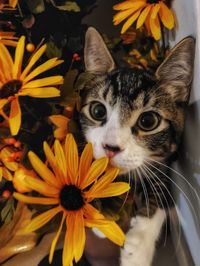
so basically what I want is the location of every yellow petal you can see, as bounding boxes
[23,76,63,89]
[24,206,62,233]
[86,220,125,246]
[150,14,161,40]
[54,139,67,176]
[49,115,69,128]
[20,44,47,80]
[54,128,67,140]
[86,168,119,198]
[0,167,2,181]
[136,5,151,28]
[0,42,13,80]
[113,0,145,11]
[78,143,93,186]
[24,175,59,197]
[73,210,85,262]
[9,97,21,136]
[43,141,66,184]
[9,0,18,8]
[13,192,59,205]
[49,213,66,264]
[121,9,142,34]
[80,157,109,189]
[63,214,74,266]
[88,182,130,198]
[0,147,18,171]
[23,59,63,84]
[0,99,9,109]
[2,167,13,181]
[159,2,175,29]
[19,87,60,98]
[65,134,79,185]
[113,8,139,25]
[28,151,60,187]
[151,3,160,19]
[83,203,105,220]
[13,36,25,78]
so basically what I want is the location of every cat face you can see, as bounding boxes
[80,28,195,174]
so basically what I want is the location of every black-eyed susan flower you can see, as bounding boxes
[13,134,130,266]
[113,0,175,40]
[0,36,63,135]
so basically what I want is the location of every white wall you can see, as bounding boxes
[170,0,200,265]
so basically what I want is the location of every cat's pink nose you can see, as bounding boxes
[103,144,122,158]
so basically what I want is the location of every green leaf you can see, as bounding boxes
[26,0,45,14]
[48,0,80,12]
[60,69,79,107]
[46,41,62,59]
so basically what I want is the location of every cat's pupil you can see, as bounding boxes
[90,102,106,121]
[138,112,160,131]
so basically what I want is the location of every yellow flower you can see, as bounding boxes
[49,115,69,140]
[0,32,18,47]
[0,146,18,182]
[0,36,63,135]
[113,0,175,40]
[14,134,130,266]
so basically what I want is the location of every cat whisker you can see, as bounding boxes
[142,163,181,250]
[145,160,200,230]
[136,167,150,218]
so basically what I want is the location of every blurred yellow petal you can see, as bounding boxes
[151,3,160,19]
[13,36,25,78]
[136,5,151,28]
[24,175,59,197]
[54,128,68,140]
[121,9,141,34]
[159,2,175,29]
[19,87,60,98]
[49,115,69,128]
[13,192,59,205]
[24,206,62,233]
[63,214,74,266]
[73,210,85,262]
[0,167,2,181]
[23,59,63,84]
[2,167,13,181]
[54,140,67,176]
[9,0,18,8]
[78,143,93,186]
[20,44,47,80]
[84,203,105,220]
[86,168,119,197]
[0,147,18,171]
[0,99,9,109]
[65,134,79,184]
[23,76,63,89]
[49,213,66,264]
[113,8,139,25]
[150,15,161,40]
[80,157,109,189]
[88,182,130,198]
[28,151,59,187]
[86,220,125,246]
[9,97,21,136]
[0,42,13,79]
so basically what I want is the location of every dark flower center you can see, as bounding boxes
[60,185,85,211]
[147,0,160,3]
[0,80,22,99]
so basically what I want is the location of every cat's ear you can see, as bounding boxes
[84,27,115,73]
[156,37,195,102]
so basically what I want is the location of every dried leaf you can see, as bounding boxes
[0,203,38,264]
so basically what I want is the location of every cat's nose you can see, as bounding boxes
[103,144,122,158]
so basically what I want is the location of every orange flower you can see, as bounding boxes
[14,134,130,266]
[49,115,69,140]
[0,36,63,135]
[113,0,175,40]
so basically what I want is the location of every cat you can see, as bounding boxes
[79,27,195,266]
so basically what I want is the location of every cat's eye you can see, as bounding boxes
[89,101,107,121]
[137,111,161,131]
